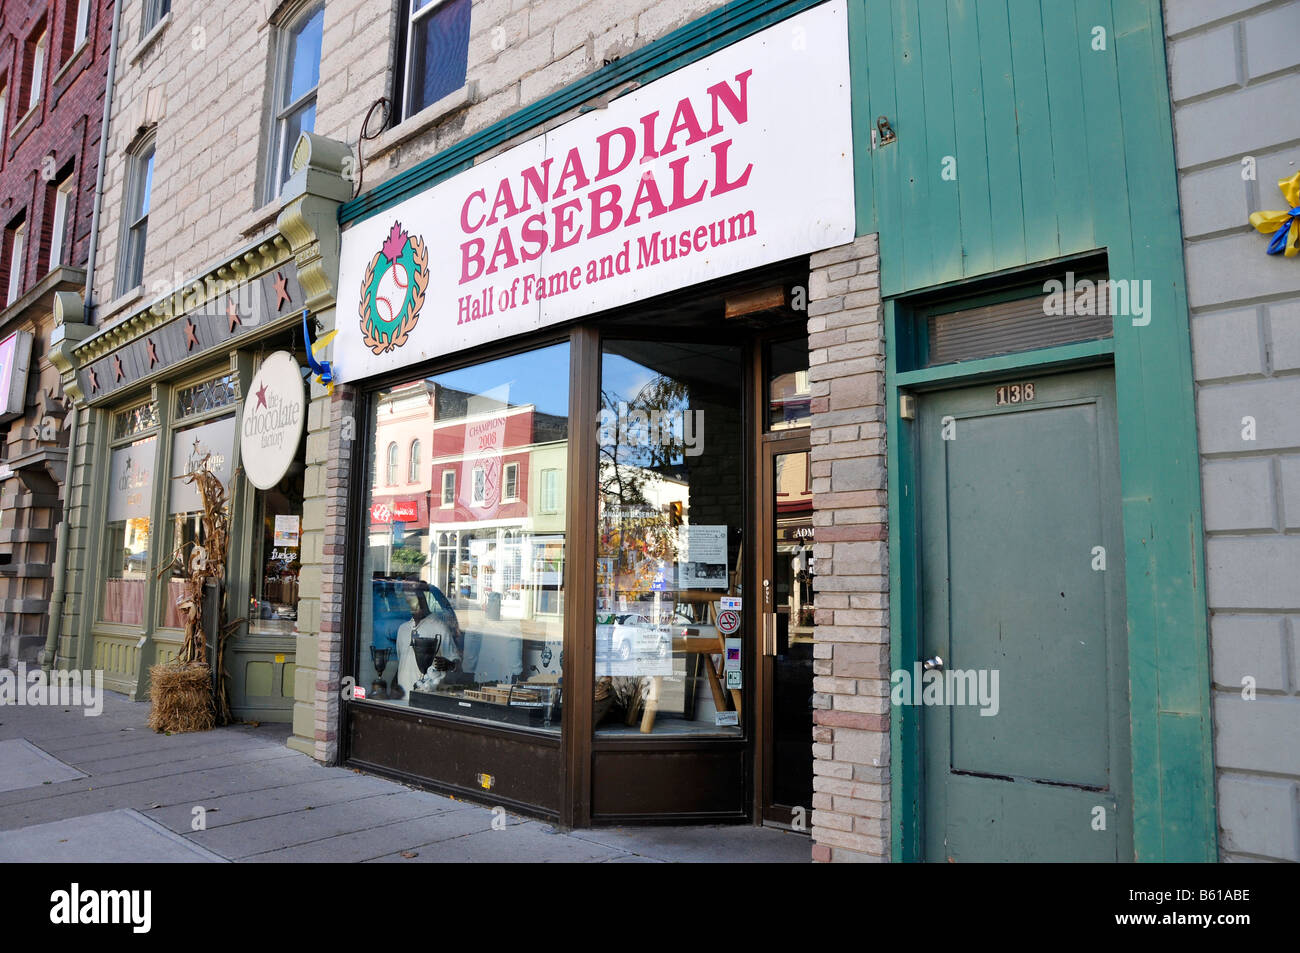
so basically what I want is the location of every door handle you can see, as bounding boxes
[763,613,778,657]
[922,655,944,672]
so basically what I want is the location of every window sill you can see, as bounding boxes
[128,13,171,66]
[98,285,144,326]
[52,40,89,88]
[364,82,476,163]
[10,102,40,146]
[236,198,283,239]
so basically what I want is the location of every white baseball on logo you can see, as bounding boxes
[374,261,409,324]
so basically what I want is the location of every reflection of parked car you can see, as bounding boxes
[596,612,694,662]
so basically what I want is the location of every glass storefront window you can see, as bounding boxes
[249,465,305,635]
[359,343,569,731]
[102,435,156,626]
[768,337,811,431]
[596,340,744,737]
[160,414,236,628]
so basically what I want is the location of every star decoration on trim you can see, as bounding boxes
[227,297,242,333]
[274,271,291,311]
[184,318,199,351]
[88,367,99,394]
[113,355,125,382]
[255,383,269,409]
[146,338,159,367]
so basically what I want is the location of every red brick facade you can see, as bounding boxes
[0,0,111,291]
[0,0,112,667]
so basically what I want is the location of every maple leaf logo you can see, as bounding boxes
[382,222,409,263]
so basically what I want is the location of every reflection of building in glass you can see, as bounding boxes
[369,381,567,624]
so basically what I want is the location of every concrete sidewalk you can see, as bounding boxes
[0,683,809,863]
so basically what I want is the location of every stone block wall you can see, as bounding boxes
[1164,0,1300,862]
[805,233,891,862]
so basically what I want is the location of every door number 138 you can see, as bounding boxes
[995,382,1035,405]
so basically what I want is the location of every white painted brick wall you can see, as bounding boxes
[1165,0,1300,863]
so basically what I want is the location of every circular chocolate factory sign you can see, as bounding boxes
[240,351,306,490]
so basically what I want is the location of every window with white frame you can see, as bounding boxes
[398,0,471,121]
[142,0,170,35]
[541,468,560,514]
[0,81,7,140]
[502,462,519,501]
[471,466,486,506]
[118,137,154,293]
[28,29,47,111]
[408,439,421,483]
[265,3,323,203]
[386,442,398,485]
[441,469,455,506]
[73,0,91,50]
[49,175,73,269]
[6,222,25,305]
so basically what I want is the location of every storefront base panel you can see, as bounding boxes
[591,746,749,824]
[346,704,562,820]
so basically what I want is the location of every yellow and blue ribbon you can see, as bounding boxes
[302,309,338,394]
[1249,171,1300,258]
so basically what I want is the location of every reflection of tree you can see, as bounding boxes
[389,547,428,575]
[598,374,689,595]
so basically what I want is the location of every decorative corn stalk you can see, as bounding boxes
[149,454,235,731]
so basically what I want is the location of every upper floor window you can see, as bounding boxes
[398,0,471,121]
[28,29,47,111]
[48,173,74,270]
[441,469,455,505]
[0,81,8,141]
[6,221,26,306]
[73,0,92,50]
[408,439,421,483]
[118,137,155,293]
[386,442,398,485]
[502,461,519,502]
[266,3,323,202]
[142,0,170,35]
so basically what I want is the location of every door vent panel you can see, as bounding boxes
[927,281,1112,365]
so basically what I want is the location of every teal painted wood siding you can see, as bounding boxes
[856,0,1217,861]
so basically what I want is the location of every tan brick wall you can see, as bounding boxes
[315,0,728,200]
[805,234,891,863]
[93,1,276,320]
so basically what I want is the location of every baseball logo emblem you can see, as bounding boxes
[359,221,429,355]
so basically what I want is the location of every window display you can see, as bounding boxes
[102,434,156,626]
[358,343,569,731]
[161,414,236,628]
[249,464,305,635]
[595,340,744,736]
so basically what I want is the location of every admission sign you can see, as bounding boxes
[336,0,854,383]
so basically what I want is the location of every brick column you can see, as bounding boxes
[805,234,890,862]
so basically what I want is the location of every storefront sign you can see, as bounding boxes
[0,331,33,420]
[170,416,237,513]
[336,0,854,383]
[240,351,306,490]
[107,437,156,522]
[370,499,419,523]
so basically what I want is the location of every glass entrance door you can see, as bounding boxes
[761,444,815,826]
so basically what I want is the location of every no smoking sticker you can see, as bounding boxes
[717,610,741,635]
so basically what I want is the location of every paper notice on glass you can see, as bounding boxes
[274,514,301,547]
[676,525,728,589]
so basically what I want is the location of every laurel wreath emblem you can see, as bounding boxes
[359,234,429,356]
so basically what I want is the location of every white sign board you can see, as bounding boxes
[240,351,306,490]
[0,331,32,419]
[336,0,854,383]
[169,415,237,513]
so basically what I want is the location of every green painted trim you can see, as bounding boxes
[894,338,1114,389]
[873,0,1216,862]
[885,298,920,863]
[338,0,828,226]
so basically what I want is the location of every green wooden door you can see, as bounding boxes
[918,367,1131,861]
